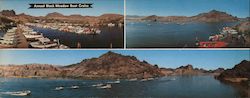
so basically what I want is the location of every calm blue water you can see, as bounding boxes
[31,27,124,48]
[126,22,237,48]
[0,76,243,98]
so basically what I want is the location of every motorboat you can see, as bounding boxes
[70,85,80,89]
[9,90,31,96]
[55,87,64,90]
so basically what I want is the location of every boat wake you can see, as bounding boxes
[0,90,31,96]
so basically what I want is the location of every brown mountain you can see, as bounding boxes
[217,60,250,83]
[191,10,238,22]
[45,12,65,18]
[64,51,164,79]
[139,10,239,23]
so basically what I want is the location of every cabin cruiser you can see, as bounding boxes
[9,90,31,96]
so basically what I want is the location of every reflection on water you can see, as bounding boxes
[0,76,246,98]
[126,22,237,48]
[31,27,124,48]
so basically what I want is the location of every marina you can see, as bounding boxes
[0,23,123,48]
[0,25,69,49]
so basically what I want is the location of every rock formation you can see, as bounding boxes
[217,60,250,83]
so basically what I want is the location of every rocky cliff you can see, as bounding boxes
[217,60,250,83]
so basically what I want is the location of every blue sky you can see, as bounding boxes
[0,0,124,16]
[0,50,249,70]
[127,0,250,18]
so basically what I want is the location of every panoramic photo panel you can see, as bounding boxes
[0,50,249,98]
[0,0,124,49]
[126,0,250,48]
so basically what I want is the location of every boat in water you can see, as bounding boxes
[3,90,31,96]
[70,85,80,89]
[98,84,112,89]
[23,31,43,40]
[30,38,68,49]
[55,87,64,90]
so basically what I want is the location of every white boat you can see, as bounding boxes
[99,84,112,89]
[55,87,64,90]
[9,90,31,96]
[30,38,58,48]
[23,31,43,39]
[70,85,79,89]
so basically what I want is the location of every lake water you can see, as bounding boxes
[31,27,124,48]
[0,76,245,98]
[126,21,237,48]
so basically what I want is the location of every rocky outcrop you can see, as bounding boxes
[0,10,16,17]
[217,60,250,83]
[173,64,209,75]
